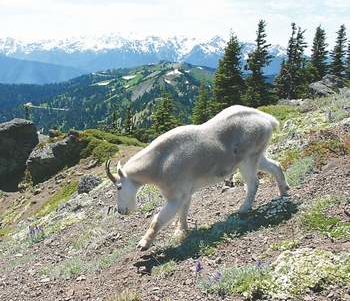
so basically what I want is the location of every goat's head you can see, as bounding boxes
[105,159,137,215]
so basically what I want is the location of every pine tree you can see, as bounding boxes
[309,25,328,81]
[275,23,307,99]
[330,24,347,77]
[345,41,350,80]
[274,59,290,98]
[151,92,179,136]
[191,82,210,124]
[244,20,272,107]
[123,104,133,135]
[213,33,244,111]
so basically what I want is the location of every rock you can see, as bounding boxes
[48,129,62,138]
[214,257,222,264]
[33,187,42,195]
[76,275,86,281]
[85,159,99,170]
[0,118,38,189]
[40,277,50,283]
[59,193,92,211]
[26,135,86,184]
[77,175,102,194]
[308,74,345,97]
[278,99,305,106]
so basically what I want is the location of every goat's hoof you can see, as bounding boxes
[280,186,290,197]
[239,206,252,216]
[137,239,151,251]
[174,229,188,242]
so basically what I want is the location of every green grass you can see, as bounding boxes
[82,129,143,146]
[258,105,301,124]
[278,147,302,170]
[200,264,272,299]
[301,195,350,239]
[270,239,300,251]
[152,260,176,277]
[305,93,350,122]
[108,290,141,301]
[36,181,78,217]
[199,241,218,256]
[0,226,14,237]
[137,185,161,214]
[285,156,314,186]
[79,129,144,163]
[41,236,138,279]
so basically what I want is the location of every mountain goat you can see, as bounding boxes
[106,105,289,250]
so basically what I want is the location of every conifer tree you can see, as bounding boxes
[330,24,347,77]
[244,20,272,107]
[124,104,134,135]
[191,82,210,124]
[213,33,244,111]
[345,42,350,80]
[151,92,179,136]
[275,23,307,99]
[309,25,328,81]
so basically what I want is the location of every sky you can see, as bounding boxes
[0,0,350,47]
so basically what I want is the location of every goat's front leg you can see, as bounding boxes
[137,200,179,251]
[174,195,191,242]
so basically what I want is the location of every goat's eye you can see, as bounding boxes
[117,184,122,191]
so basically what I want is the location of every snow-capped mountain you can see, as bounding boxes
[0,34,286,84]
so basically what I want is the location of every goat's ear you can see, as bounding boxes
[117,161,127,178]
[118,168,126,178]
[117,160,122,169]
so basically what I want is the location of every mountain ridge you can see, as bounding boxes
[0,55,85,84]
[0,34,286,78]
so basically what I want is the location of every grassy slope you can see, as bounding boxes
[0,92,350,301]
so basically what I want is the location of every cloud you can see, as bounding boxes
[0,0,350,47]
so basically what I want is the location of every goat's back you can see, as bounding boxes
[127,105,278,194]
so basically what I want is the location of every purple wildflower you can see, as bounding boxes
[195,259,203,273]
[213,270,222,282]
[255,259,262,268]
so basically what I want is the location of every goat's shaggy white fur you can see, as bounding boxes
[106,105,289,250]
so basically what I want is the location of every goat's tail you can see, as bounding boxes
[268,115,280,130]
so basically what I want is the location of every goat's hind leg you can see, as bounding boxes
[238,157,260,214]
[259,155,289,196]
[137,200,179,251]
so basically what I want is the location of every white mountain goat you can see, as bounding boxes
[105,105,289,250]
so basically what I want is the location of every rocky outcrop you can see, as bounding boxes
[309,74,345,97]
[0,118,38,189]
[26,134,86,184]
[78,175,102,194]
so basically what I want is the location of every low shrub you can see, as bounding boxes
[301,195,349,239]
[258,105,301,124]
[109,290,140,301]
[285,156,314,186]
[36,181,78,217]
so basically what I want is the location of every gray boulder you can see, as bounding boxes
[26,135,86,184]
[309,74,345,97]
[0,118,38,189]
[77,175,102,194]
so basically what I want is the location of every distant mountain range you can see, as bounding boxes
[0,55,84,84]
[0,34,286,84]
[0,62,215,137]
